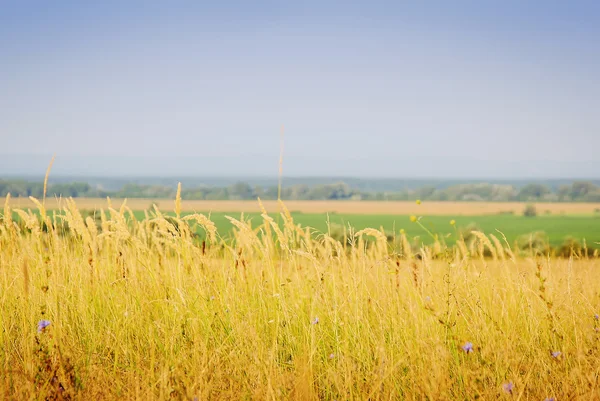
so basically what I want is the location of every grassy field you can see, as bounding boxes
[8,196,600,249]
[138,212,596,249]
[14,209,599,250]
[8,197,600,216]
[1,195,600,399]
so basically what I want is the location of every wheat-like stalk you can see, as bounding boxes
[489,233,506,262]
[495,229,516,263]
[175,182,182,218]
[183,213,217,242]
[3,193,12,227]
[41,154,55,217]
[472,231,497,261]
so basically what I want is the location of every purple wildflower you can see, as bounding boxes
[311,317,319,325]
[329,353,335,359]
[595,314,599,320]
[543,398,555,401]
[461,342,474,354]
[502,382,514,394]
[37,320,51,333]
[551,351,561,359]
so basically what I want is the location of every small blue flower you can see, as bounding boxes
[551,351,561,358]
[311,317,319,325]
[502,382,514,394]
[461,342,474,354]
[543,398,555,401]
[37,320,51,333]
[595,314,599,320]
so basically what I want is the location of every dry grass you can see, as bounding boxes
[7,197,600,215]
[1,195,599,400]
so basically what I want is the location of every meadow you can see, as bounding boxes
[1,192,600,400]
[9,197,600,216]
[9,196,600,251]
[125,212,596,251]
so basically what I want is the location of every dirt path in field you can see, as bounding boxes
[7,197,600,216]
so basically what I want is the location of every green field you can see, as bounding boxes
[126,211,599,248]
[11,208,599,249]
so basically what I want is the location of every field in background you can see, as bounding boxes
[117,211,594,249]
[8,197,599,249]
[7,197,600,216]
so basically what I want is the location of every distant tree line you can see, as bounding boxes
[1,179,600,202]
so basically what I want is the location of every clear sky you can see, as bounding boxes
[1,1,599,178]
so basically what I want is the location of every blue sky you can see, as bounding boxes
[1,1,599,178]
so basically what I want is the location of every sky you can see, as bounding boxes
[1,1,599,178]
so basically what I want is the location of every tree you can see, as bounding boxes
[229,182,254,200]
[517,184,551,201]
[523,204,537,217]
[570,181,598,200]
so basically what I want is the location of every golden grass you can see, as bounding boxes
[6,197,600,215]
[1,196,599,400]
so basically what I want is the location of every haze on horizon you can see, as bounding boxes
[1,1,599,179]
